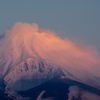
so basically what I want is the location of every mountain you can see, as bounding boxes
[4,57,63,95]
[0,22,100,100]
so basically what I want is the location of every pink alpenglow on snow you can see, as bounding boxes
[0,22,100,96]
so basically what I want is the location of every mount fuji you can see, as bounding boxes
[0,22,100,100]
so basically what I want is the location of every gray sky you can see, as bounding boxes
[0,0,100,51]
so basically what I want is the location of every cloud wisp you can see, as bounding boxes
[68,86,100,100]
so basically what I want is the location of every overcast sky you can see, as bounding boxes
[0,0,100,51]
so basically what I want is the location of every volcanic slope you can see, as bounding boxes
[0,22,100,97]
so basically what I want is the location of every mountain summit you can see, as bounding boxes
[0,22,100,98]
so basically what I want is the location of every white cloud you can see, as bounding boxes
[68,86,100,100]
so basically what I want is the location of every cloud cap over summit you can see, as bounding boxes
[0,22,100,96]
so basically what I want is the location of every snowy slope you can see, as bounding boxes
[4,57,63,96]
[0,22,100,97]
